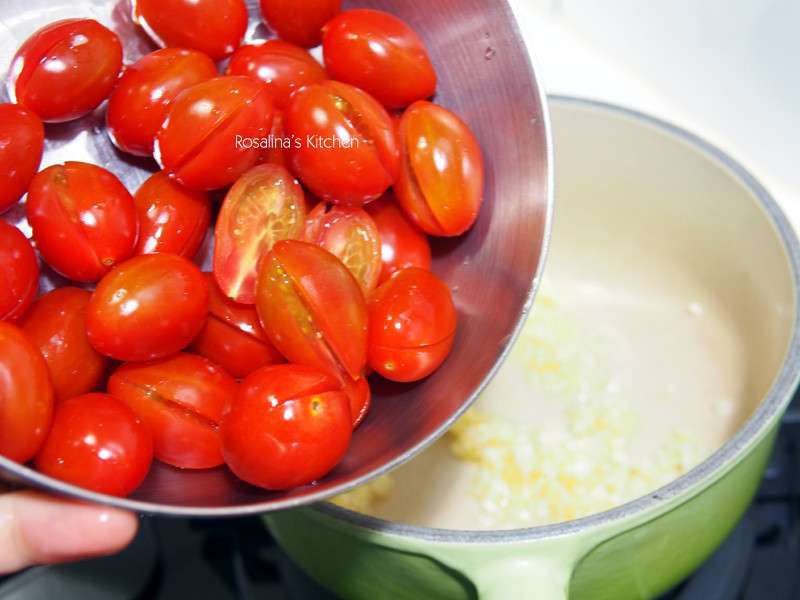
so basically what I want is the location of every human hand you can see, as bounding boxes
[0,489,137,574]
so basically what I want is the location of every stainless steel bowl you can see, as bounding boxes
[0,0,552,515]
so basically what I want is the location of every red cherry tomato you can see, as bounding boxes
[133,0,248,61]
[108,353,237,469]
[155,76,275,190]
[226,41,326,110]
[26,162,138,282]
[192,274,284,379]
[134,171,211,258]
[322,10,437,109]
[259,0,341,48]
[256,240,369,425]
[285,80,399,206]
[35,393,152,497]
[303,203,382,293]
[345,375,370,429]
[365,194,431,284]
[214,164,306,304]
[262,111,290,168]
[107,48,217,157]
[221,364,351,489]
[87,253,209,362]
[0,104,44,213]
[0,322,54,463]
[21,288,109,403]
[256,240,367,381]
[395,101,484,236]
[368,267,456,382]
[0,221,39,322]
[8,19,122,122]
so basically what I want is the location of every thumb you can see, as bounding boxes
[0,490,138,575]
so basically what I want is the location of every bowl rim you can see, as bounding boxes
[0,0,555,516]
[313,94,800,543]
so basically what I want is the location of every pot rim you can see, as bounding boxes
[314,95,800,544]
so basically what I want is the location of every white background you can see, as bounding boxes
[510,0,800,229]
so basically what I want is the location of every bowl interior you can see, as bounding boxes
[0,0,551,514]
[315,97,798,537]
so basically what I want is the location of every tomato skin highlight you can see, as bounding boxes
[26,162,138,283]
[8,19,122,123]
[21,288,109,403]
[155,76,275,191]
[214,163,306,304]
[365,194,431,284]
[395,101,484,236]
[0,104,44,213]
[107,48,218,157]
[0,322,54,463]
[133,0,248,61]
[0,221,39,323]
[134,171,211,258]
[368,267,457,382]
[221,364,351,490]
[284,80,399,206]
[322,9,437,109]
[226,41,326,111]
[87,254,209,362]
[108,353,237,469]
[256,240,368,381]
[35,393,153,497]
[259,0,341,48]
[192,274,284,379]
[303,203,382,293]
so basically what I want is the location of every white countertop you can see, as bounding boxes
[510,0,800,229]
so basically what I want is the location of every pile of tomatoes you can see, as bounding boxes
[0,0,484,496]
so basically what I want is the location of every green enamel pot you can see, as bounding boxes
[264,97,800,599]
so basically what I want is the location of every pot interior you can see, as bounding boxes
[329,98,798,531]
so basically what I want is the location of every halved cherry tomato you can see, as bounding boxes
[256,240,369,425]
[0,221,38,322]
[365,194,431,283]
[0,104,44,213]
[284,80,398,206]
[226,41,326,110]
[192,273,284,379]
[26,161,138,282]
[221,364,351,489]
[107,48,217,157]
[368,267,456,382]
[214,163,306,304]
[259,0,341,48]
[0,322,54,463]
[256,240,367,380]
[395,101,484,236]
[87,253,209,362]
[8,19,122,122]
[35,393,152,497]
[21,288,109,403]
[108,353,237,469]
[155,76,275,190]
[304,203,381,293]
[322,10,437,109]
[133,0,248,61]
[134,171,211,258]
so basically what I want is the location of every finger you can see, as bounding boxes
[0,490,138,574]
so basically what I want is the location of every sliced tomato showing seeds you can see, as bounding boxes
[214,164,306,304]
[303,203,382,293]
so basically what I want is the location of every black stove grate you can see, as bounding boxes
[1,400,798,600]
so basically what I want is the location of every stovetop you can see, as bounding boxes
[1,397,798,600]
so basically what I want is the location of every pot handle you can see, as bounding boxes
[472,557,571,600]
